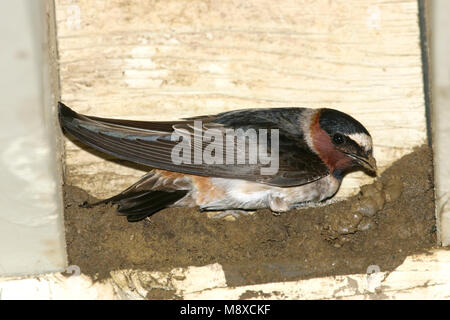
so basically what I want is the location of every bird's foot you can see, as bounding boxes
[291,201,314,209]
[268,195,290,213]
[206,210,255,221]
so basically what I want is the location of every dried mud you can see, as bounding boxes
[63,145,436,286]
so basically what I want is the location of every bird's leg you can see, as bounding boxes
[206,210,255,220]
[291,201,314,209]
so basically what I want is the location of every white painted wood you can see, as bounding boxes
[0,273,116,300]
[431,0,450,246]
[2,249,449,299]
[108,250,450,299]
[0,0,66,276]
[54,0,427,200]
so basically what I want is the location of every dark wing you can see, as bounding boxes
[58,102,328,187]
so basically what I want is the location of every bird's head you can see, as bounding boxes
[310,108,377,178]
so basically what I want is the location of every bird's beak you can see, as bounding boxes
[347,153,377,174]
[362,153,377,174]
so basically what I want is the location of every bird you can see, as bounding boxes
[58,102,376,222]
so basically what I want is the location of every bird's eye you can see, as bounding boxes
[333,133,345,145]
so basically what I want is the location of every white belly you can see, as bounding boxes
[201,175,341,211]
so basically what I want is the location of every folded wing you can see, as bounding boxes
[58,102,328,187]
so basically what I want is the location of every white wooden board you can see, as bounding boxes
[1,249,449,299]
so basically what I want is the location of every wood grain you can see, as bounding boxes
[55,0,427,199]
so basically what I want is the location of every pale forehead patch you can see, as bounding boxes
[347,133,373,152]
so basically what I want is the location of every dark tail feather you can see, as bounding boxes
[117,190,188,222]
[85,189,188,222]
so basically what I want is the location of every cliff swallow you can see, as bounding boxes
[58,102,376,222]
